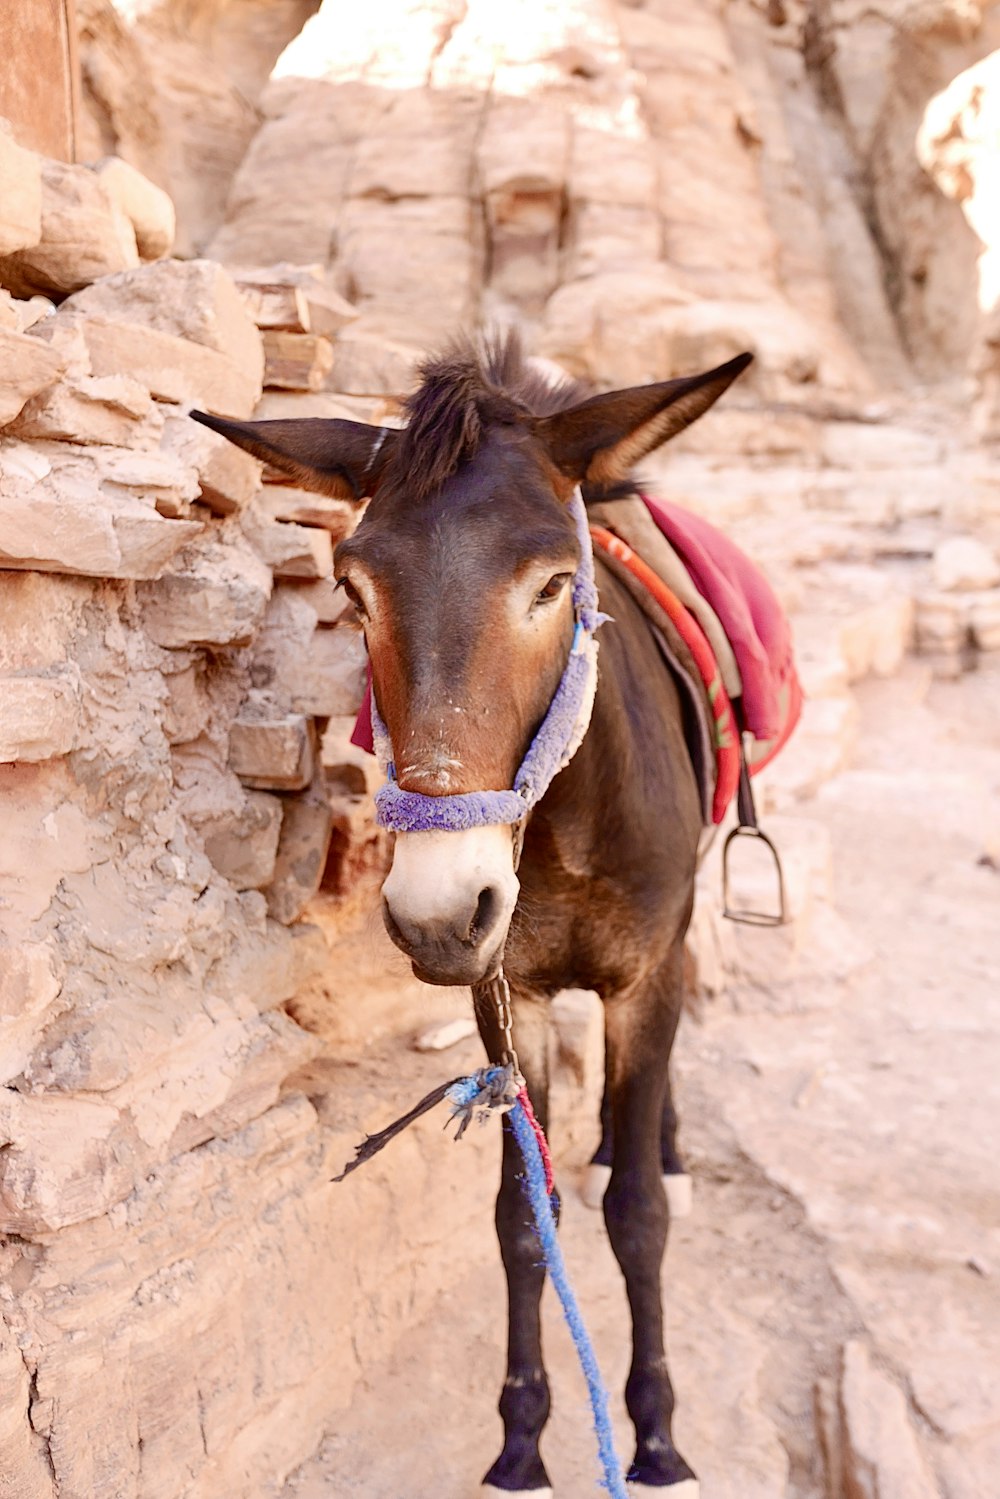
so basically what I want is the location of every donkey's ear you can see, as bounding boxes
[189,412,399,502]
[533,353,753,488]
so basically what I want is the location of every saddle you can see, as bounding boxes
[589,493,802,925]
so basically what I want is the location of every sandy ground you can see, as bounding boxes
[279,661,1000,1499]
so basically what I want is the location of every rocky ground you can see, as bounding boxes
[274,651,1000,1499]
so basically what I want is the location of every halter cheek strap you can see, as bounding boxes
[370,487,608,833]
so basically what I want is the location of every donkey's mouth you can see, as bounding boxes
[408,940,504,989]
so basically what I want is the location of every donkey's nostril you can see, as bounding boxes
[469,885,501,944]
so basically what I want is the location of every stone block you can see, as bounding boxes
[256,484,354,538]
[201,791,283,891]
[9,372,157,447]
[229,696,317,790]
[821,422,945,469]
[263,330,333,391]
[933,535,1000,592]
[0,441,203,579]
[326,330,419,398]
[0,131,42,257]
[94,155,176,260]
[160,412,262,516]
[62,259,263,389]
[264,773,334,924]
[0,666,81,763]
[97,446,201,517]
[0,158,139,298]
[915,591,972,655]
[237,279,311,332]
[287,627,367,718]
[0,325,66,426]
[139,538,272,649]
[232,264,359,336]
[763,696,859,806]
[251,519,333,580]
[71,314,260,418]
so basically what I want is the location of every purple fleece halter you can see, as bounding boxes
[370,487,607,833]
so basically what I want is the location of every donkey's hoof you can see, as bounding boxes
[663,1171,693,1219]
[581,1162,611,1209]
[581,1165,693,1218]
[480,1488,553,1498]
[627,1481,699,1497]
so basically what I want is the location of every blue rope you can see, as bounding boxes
[506,1101,628,1499]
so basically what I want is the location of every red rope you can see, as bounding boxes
[516,1087,555,1195]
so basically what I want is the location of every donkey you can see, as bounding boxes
[193,335,752,1497]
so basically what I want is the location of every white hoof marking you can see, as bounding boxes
[628,1481,699,1498]
[664,1172,693,1219]
[480,1488,553,1498]
[580,1166,694,1218]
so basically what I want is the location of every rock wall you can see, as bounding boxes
[2,1,1000,1496]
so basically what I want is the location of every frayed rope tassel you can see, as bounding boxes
[334,1064,629,1499]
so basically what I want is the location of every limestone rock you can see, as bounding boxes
[249,519,333,580]
[0,325,66,426]
[256,484,354,538]
[229,694,317,791]
[0,130,42,257]
[201,790,283,891]
[232,267,359,338]
[62,259,263,394]
[9,372,157,448]
[263,330,333,391]
[838,1341,939,1499]
[933,535,1000,592]
[93,155,176,261]
[326,329,419,398]
[264,771,335,924]
[160,411,262,516]
[0,667,81,763]
[0,938,64,1086]
[294,577,353,624]
[67,313,260,418]
[0,440,202,580]
[0,158,139,298]
[139,538,273,649]
[286,627,368,718]
[0,1316,53,1499]
[970,589,1000,651]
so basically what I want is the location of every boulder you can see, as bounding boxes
[93,155,176,261]
[0,130,42,257]
[0,158,139,298]
[0,325,66,426]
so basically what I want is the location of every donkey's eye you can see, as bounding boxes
[535,573,571,604]
[336,577,367,616]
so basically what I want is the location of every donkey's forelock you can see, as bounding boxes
[387,331,590,504]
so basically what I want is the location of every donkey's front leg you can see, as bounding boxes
[604,951,698,1495]
[475,992,556,1499]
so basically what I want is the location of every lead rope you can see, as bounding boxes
[334,1048,629,1498]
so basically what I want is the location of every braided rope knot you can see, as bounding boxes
[446,1064,521,1139]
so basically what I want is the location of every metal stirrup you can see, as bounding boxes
[721,754,788,927]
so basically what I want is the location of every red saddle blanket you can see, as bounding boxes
[351,494,801,824]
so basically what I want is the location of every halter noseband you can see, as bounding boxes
[370,487,607,834]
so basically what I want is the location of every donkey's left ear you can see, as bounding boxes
[189,412,400,503]
[533,352,753,489]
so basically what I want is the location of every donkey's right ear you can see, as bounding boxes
[189,412,399,503]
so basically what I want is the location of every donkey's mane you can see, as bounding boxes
[388,331,589,503]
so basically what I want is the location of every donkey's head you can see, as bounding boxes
[193,337,750,986]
